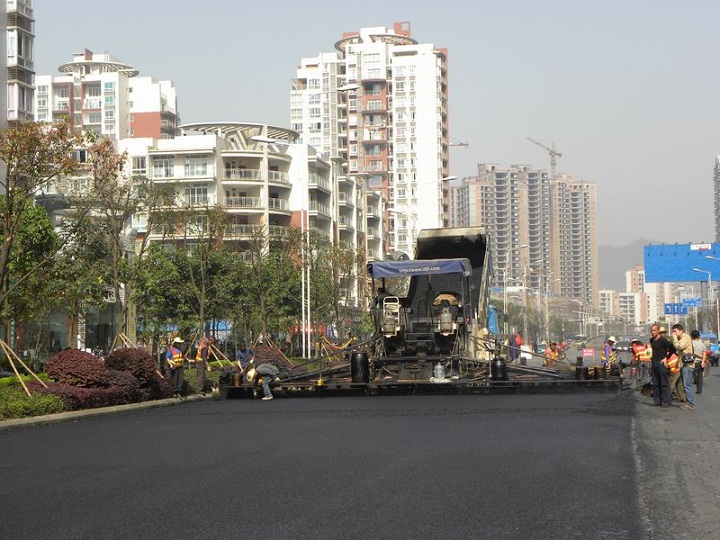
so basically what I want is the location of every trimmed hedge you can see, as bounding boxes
[0,380,65,420]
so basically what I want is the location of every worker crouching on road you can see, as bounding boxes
[246,363,280,400]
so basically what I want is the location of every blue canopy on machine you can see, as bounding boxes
[367,258,472,278]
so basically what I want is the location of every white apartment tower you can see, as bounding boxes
[35,49,179,140]
[5,0,35,127]
[292,22,450,260]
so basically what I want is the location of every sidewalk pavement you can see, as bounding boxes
[633,369,720,539]
[0,393,210,432]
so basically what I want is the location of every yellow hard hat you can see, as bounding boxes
[246,368,256,383]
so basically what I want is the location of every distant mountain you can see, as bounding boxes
[598,238,659,291]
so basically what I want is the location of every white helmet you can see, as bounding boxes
[245,368,256,383]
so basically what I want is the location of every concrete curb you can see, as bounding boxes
[0,393,210,432]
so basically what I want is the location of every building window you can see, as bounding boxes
[132,156,147,175]
[184,155,208,177]
[184,185,208,206]
[152,156,174,178]
[86,86,101,97]
[104,82,115,92]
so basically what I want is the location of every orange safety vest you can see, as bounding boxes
[632,343,651,362]
[543,349,558,366]
[666,353,680,373]
[168,346,184,368]
[195,341,208,362]
[601,343,615,363]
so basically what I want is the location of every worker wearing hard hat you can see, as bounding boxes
[601,336,617,367]
[165,336,186,398]
[246,363,281,400]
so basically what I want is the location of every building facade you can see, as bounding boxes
[34,49,179,139]
[291,22,449,260]
[5,0,35,127]
[452,163,598,305]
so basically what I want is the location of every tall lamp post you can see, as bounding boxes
[693,267,712,333]
[545,278,561,340]
[496,267,508,336]
[706,256,720,335]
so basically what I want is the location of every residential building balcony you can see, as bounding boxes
[338,192,354,207]
[309,200,331,217]
[223,168,290,185]
[309,173,331,192]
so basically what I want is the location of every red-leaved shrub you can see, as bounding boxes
[104,348,158,386]
[107,370,141,403]
[46,349,110,388]
[27,380,130,410]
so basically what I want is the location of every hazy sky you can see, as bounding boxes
[35,0,720,247]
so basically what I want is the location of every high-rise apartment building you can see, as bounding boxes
[34,49,179,140]
[554,174,598,304]
[292,22,450,260]
[4,0,35,128]
[714,156,720,241]
[453,163,598,304]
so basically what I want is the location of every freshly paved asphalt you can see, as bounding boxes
[1,371,718,540]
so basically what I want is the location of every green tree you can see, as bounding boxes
[237,226,301,339]
[46,219,112,343]
[0,120,85,320]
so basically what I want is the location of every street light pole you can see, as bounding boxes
[706,255,720,335]
[693,268,712,332]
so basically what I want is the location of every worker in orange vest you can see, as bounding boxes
[631,339,652,382]
[543,341,559,368]
[193,335,214,395]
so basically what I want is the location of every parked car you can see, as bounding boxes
[613,339,633,353]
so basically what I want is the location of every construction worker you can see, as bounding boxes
[235,341,255,370]
[193,336,214,395]
[246,363,280,400]
[165,336,186,397]
[601,336,616,367]
[543,341,559,368]
[631,339,652,382]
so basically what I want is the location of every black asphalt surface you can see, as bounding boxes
[1,391,642,540]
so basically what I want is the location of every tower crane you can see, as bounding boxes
[527,137,562,180]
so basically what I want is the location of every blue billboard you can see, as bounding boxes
[644,243,720,283]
